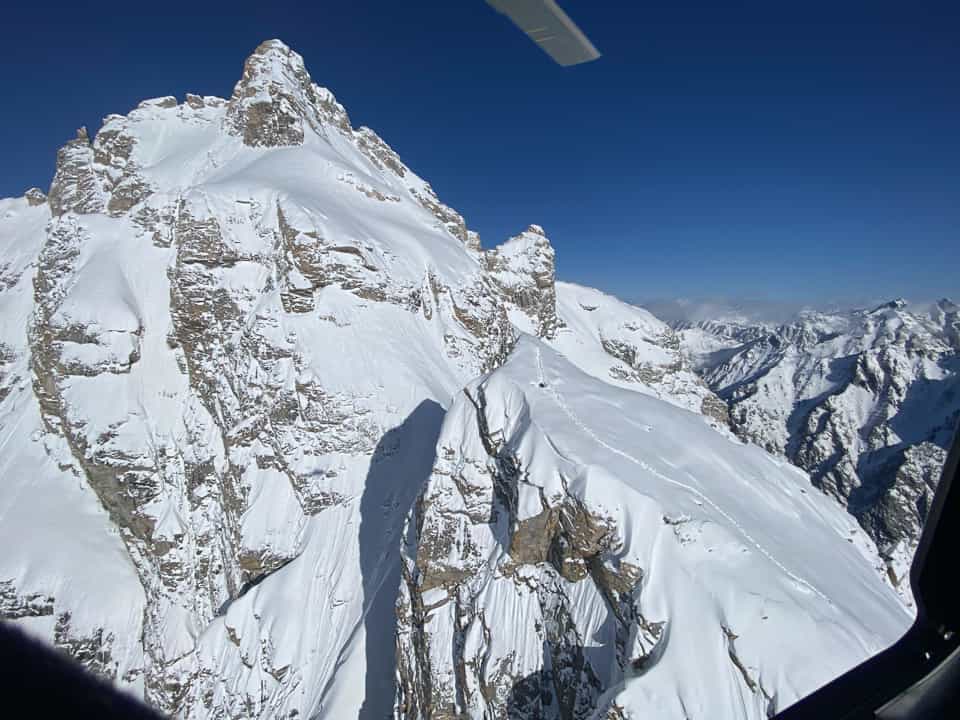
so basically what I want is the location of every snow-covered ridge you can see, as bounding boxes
[549,282,730,424]
[397,337,907,719]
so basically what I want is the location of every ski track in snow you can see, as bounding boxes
[532,345,831,604]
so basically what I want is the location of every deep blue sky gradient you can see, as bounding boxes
[3,1,958,302]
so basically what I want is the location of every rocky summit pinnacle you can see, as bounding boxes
[224,38,351,147]
[47,125,103,216]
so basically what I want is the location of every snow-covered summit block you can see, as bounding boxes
[485,225,557,338]
[224,38,352,146]
[868,297,908,314]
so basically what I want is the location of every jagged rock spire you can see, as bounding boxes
[224,39,351,147]
[485,225,558,339]
[47,126,105,216]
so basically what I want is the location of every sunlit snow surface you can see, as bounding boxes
[0,197,148,685]
[549,282,721,416]
[421,337,909,718]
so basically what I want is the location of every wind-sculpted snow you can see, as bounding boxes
[549,283,728,424]
[397,338,908,719]
[676,301,960,602]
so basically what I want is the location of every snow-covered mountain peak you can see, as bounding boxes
[246,37,304,69]
[224,38,352,147]
[488,225,554,267]
[3,38,554,714]
[869,298,908,313]
[485,225,558,338]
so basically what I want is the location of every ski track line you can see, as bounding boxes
[532,346,831,604]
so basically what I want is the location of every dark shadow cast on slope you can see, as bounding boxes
[504,638,617,720]
[358,399,446,719]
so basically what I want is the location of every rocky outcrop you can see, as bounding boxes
[94,111,154,215]
[485,225,558,340]
[46,112,153,219]
[0,579,54,618]
[47,128,106,216]
[395,379,658,720]
[25,187,47,206]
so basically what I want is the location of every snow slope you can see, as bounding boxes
[0,195,148,687]
[397,337,908,719]
[548,282,728,423]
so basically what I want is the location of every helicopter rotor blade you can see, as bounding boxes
[486,0,601,66]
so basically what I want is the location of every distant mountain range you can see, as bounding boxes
[665,297,958,602]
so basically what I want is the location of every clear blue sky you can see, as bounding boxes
[3,1,958,302]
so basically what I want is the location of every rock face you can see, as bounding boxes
[395,339,907,719]
[47,127,106,216]
[484,225,559,340]
[675,300,960,599]
[0,38,911,720]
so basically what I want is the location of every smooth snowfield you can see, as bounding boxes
[431,336,910,718]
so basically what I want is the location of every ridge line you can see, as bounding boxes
[532,345,831,604]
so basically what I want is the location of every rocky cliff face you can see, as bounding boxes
[676,300,960,599]
[0,39,761,719]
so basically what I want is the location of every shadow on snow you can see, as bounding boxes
[358,399,446,719]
